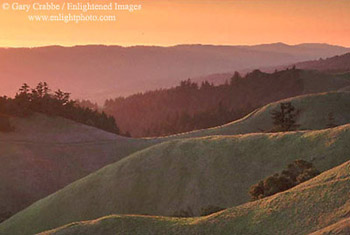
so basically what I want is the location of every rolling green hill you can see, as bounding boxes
[2,90,350,225]
[173,91,350,138]
[37,160,350,235]
[1,124,350,234]
[0,113,157,221]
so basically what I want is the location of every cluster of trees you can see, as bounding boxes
[0,83,121,135]
[75,99,99,111]
[104,68,302,137]
[249,160,320,200]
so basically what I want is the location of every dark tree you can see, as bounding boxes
[18,83,30,95]
[230,71,242,86]
[270,102,299,132]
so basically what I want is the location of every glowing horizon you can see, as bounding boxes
[0,0,349,48]
[1,41,349,49]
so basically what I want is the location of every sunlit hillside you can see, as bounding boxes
[1,123,350,234]
[175,91,350,138]
[36,161,350,235]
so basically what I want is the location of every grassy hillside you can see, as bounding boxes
[174,91,350,138]
[0,113,157,221]
[1,90,350,223]
[37,160,350,235]
[309,218,350,235]
[1,124,350,234]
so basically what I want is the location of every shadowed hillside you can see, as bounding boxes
[24,161,350,235]
[0,113,157,222]
[1,124,350,234]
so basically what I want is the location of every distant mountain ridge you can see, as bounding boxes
[1,43,349,103]
[195,52,350,85]
[294,52,350,72]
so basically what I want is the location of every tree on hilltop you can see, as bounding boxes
[270,102,299,132]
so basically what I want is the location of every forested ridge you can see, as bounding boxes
[104,68,303,137]
[0,82,121,135]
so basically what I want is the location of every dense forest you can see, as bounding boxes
[0,68,311,137]
[0,83,121,135]
[104,68,303,137]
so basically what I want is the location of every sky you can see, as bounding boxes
[0,0,349,47]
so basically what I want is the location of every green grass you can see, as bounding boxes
[309,217,350,235]
[2,90,350,232]
[1,124,350,234]
[38,160,350,235]
[169,91,350,138]
[2,91,350,220]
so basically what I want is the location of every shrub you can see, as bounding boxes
[249,159,320,200]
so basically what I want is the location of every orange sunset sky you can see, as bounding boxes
[0,0,349,48]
